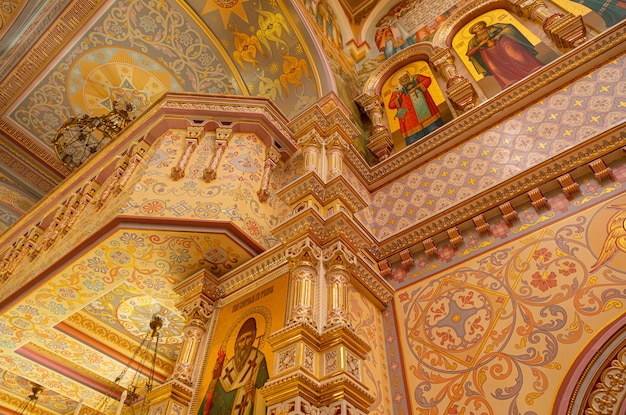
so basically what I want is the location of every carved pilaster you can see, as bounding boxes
[286,239,321,327]
[355,94,394,161]
[299,132,322,175]
[512,0,586,48]
[114,144,147,195]
[258,146,281,202]
[512,0,553,21]
[323,244,356,329]
[326,135,344,180]
[171,126,203,180]
[94,157,127,210]
[203,127,232,181]
[145,380,194,415]
[430,47,476,112]
[171,270,220,385]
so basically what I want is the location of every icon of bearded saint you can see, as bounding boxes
[198,318,269,415]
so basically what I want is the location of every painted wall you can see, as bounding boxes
[384,176,626,413]
[357,55,626,241]
[125,129,291,249]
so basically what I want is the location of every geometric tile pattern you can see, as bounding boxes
[358,55,626,240]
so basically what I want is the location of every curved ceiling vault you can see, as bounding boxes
[0,0,335,229]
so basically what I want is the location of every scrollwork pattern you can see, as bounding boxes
[395,211,626,413]
[12,0,236,143]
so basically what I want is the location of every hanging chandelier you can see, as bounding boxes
[93,314,162,415]
[17,383,43,415]
[52,101,135,170]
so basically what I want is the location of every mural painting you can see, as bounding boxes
[192,0,322,119]
[296,0,374,164]
[196,278,288,415]
[454,10,559,97]
[390,188,626,413]
[372,0,471,59]
[382,61,451,149]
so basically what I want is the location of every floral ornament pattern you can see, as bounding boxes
[128,131,289,248]
[11,0,236,143]
[422,286,493,351]
[1,370,77,413]
[347,287,391,415]
[395,213,626,414]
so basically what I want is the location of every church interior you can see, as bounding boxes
[0,0,625,413]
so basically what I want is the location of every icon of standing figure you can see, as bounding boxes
[388,71,444,145]
[198,317,269,415]
[466,21,544,89]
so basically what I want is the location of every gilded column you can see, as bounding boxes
[512,0,586,48]
[257,146,281,202]
[326,269,350,327]
[203,127,232,181]
[286,240,320,327]
[147,271,220,415]
[171,126,203,180]
[326,135,344,180]
[430,47,476,112]
[324,248,353,328]
[171,302,212,384]
[355,94,394,161]
[299,132,322,174]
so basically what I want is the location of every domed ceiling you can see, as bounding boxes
[0,0,362,234]
[0,0,383,412]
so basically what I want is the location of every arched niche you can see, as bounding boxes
[555,313,626,414]
[433,2,561,98]
[359,43,454,155]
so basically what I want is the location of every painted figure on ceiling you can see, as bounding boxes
[387,71,443,145]
[198,318,269,415]
[590,203,626,272]
[466,21,544,89]
[375,13,416,58]
[316,0,343,49]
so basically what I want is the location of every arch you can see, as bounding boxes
[362,43,437,96]
[555,312,626,414]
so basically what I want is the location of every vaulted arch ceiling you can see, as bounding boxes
[0,0,346,237]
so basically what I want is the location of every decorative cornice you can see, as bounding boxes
[319,325,371,356]
[0,0,103,111]
[289,92,360,143]
[158,94,296,156]
[272,208,326,246]
[0,119,71,177]
[218,251,290,297]
[268,321,325,350]
[278,172,368,213]
[62,313,175,377]
[373,127,625,258]
[268,321,371,356]
[173,269,221,302]
[272,208,376,254]
[260,370,375,410]
[347,23,626,188]
[147,379,194,404]
[353,256,394,307]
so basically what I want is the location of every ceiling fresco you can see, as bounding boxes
[0,0,335,235]
[0,227,255,412]
[1,0,622,412]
